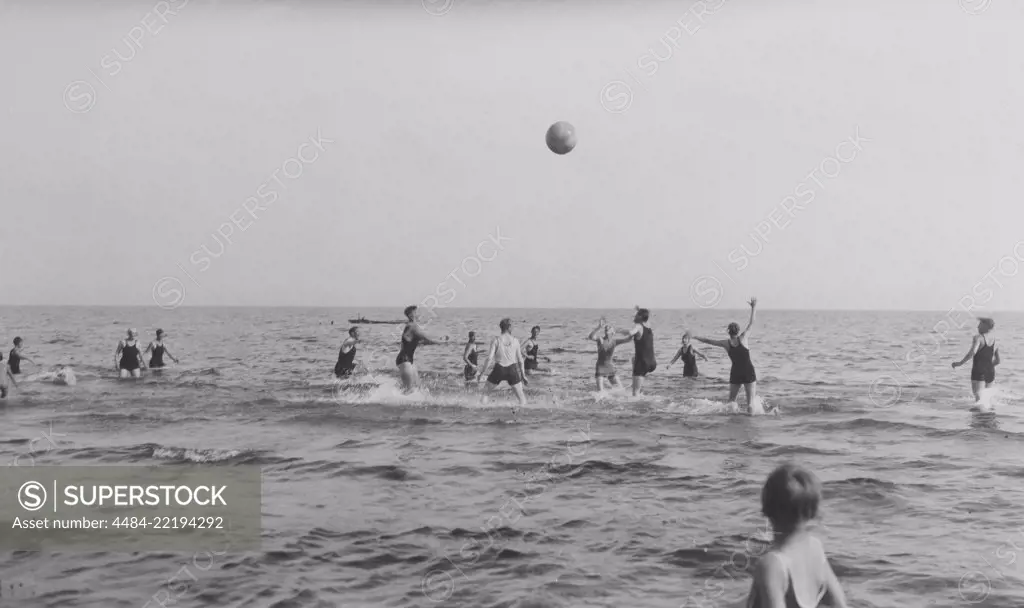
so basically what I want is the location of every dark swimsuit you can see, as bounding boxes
[632,326,657,377]
[120,340,141,371]
[395,326,420,366]
[524,341,539,371]
[680,345,698,377]
[149,344,166,368]
[464,346,478,380]
[971,338,996,383]
[727,339,756,385]
[335,344,357,378]
[8,349,21,375]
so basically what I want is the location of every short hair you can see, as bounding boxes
[468,331,476,339]
[635,308,650,323]
[682,331,692,340]
[727,322,741,336]
[13,337,22,346]
[761,463,822,529]
[499,318,512,333]
[348,327,358,336]
[531,325,541,333]
[156,329,164,336]
[978,318,995,334]
[404,305,418,319]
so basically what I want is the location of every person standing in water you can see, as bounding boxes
[334,327,360,378]
[667,332,707,377]
[395,305,449,392]
[695,298,759,412]
[115,328,147,378]
[8,337,36,376]
[144,329,179,370]
[621,307,656,396]
[588,317,629,392]
[952,317,1000,403]
[0,352,15,398]
[463,331,479,386]
[522,326,543,374]
[477,318,528,406]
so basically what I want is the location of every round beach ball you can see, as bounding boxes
[545,121,577,155]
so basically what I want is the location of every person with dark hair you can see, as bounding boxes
[695,298,759,411]
[522,325,543,374]
[953,317,1000,404]
[746,463,848,608]
[667,332,707,378]
[477,318,528,406]
[463,331,479,386]
[619,306,656,396]
[144,329,179,370]
[334,327,361,378]
[8,337,35,375]
[115,328,146,379]
[395,305,449,391]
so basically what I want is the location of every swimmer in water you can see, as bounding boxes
[143,329,179,370]
[952,317,1000,403]
[0,353,15,398]
[8,337,36,376]
[667,332,707,377]
[477,318,528,406]
[395,305,449,392]
[745,463,848,608]
[588,317,627,392]
[115,328,147,378]
[695,298,759,412]
[621,307,656,396]
[522,326,543,374]
[463,331,479,386]
[334,327,360,378]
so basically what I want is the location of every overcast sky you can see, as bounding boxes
[2,0,1022,311]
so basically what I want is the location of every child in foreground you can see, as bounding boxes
[746,464,848,608]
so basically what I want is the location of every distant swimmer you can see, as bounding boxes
[477,318,528,407]
[334,327,361,378]
[115,328,147,378]
[745,463,849,608]
[463,331,479,386]
[667,332,707,377]
[588,317,629,392]
[8,337,35,375]
[952,317,1000,403]
[395,305,449,392]
[695,298,759,412]
[144,329,179,369]
[623,307,656,396]
[522,326,545,374]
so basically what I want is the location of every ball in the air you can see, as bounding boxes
[546,121,577,155]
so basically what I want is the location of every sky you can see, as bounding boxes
[1,0,1023,311]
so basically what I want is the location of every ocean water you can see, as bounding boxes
[1,306,1022,608]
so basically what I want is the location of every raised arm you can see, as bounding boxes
[953,335,981,368]
[740,297,757,339]
[587,319,605,341]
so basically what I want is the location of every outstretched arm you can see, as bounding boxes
[694,336,728,349]
[694,347,709,361]
[953,336,980,368]
[613,323,642,346]
[667,349,682,367]
[412,323,449,345]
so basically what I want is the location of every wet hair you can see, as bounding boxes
[13,337,22,346]
[156,329,164,336]
[531,326,541,334]
[404,305,417,319]
[727,322,741,337]
[635,308,650,323]
[468,331,476,339]
[499,318,512,333]
[978,318,995,334]
[761,463,822,530]
[348,327,358,337]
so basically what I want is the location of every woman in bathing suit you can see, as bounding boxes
[115,328,147,378]
[395,305,449,392]
[695,298,759,411]
[952,317,1000,403]
[477,318,528,406]
[144,329,179,370]
[522,326,542,374]
[8,337,35,375]
[588,318,630,392]
[334,327,360,378]
[463,331,479,386]
[745,464,848,608]
[621,307,656,396]
[667,332,707,378]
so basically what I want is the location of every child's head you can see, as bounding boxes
[978,318,995,334]
[681,331,691,345]
[761,463,822,531]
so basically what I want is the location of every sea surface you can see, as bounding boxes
[1,306,1023,608]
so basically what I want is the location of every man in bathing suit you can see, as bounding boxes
[477,317,528,407]
[334,327,360,378]
[395,305,449,392]
[115,328,147,378]
[8,337,35,375]
[952,317,1000,404]
[144,329,179,369]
